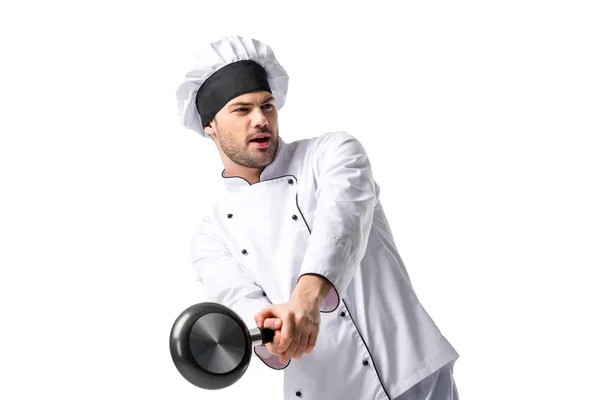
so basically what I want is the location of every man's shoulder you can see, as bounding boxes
[289,131,357,145]
[285,131,360,156]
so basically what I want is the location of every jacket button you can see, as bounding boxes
[295,391,302,397]
[363,359,369,366]
[241,249,248,255]
[288,179,294,185]
[339,311,346,317]
[227,214,233,218]
[292,214,298,220]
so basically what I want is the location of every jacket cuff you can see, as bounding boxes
[253,345,290,370]
[297,273,340,313]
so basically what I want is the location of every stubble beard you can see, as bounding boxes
[217,126,279,169]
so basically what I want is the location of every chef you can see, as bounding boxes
[176,35,460,400]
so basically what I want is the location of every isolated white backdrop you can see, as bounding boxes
[1,1,599,399]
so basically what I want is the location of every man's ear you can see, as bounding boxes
[204,120,216,141]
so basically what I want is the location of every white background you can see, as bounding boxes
[1,1,599,399]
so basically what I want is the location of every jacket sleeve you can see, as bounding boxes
[191,215,290,370]
[298,131,378,312]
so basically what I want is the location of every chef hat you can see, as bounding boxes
[176,35,289,138]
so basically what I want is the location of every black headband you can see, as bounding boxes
[195,60,272,127]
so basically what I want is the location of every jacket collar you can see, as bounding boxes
[221,137,290,190]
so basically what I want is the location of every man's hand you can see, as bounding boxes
[255,298,320,363]
[255,274,332,363]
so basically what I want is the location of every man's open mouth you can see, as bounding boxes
[250,137,270,143]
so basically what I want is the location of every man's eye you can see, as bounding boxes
[234,108,248,113]
[262,104,274,111]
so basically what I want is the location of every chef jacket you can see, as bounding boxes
[191,131,459,399]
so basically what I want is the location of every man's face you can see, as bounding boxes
[205,90,279,170]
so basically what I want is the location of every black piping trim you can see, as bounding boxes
[221,169,252,186]
[342,299,391,400]
[253,347,291,370]
[221,170,297,187]
[294,186,311,234]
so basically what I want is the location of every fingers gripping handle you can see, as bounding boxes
[249,327,275,346]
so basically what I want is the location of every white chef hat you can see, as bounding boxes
[176,35,289,138]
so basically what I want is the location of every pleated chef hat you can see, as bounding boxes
[176,35,289,138]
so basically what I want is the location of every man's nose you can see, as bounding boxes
[250,108,268,127]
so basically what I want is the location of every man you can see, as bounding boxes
[176,35,460,399]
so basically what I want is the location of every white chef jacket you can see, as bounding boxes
[191,131,459,400]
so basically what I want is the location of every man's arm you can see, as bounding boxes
[298,131,377,311]
[191,216,289,370]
